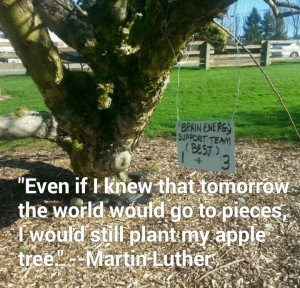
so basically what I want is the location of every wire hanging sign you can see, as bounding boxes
[164,8,299,175]
[173,40,237,174]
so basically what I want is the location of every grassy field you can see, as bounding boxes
[0,63,299,150]
[146,63,300,140]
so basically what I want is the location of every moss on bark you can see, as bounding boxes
[0,0,236,183]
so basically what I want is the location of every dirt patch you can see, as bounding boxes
[0,138,299,287]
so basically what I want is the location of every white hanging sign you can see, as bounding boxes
[176,120,235,174]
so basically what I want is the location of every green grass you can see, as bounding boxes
[0,75,49,151]
[0,138,51,151]
[145,63,300,140]
[0,75,47,114]
[0,63,299,151]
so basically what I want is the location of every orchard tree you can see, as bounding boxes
[0,0,232,185]
[0,0,299,196]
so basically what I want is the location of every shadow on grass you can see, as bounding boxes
[0,156,75,228]
[270,61,300,66]
[234,108,300,141]
[234,107,299,127]
[146,108,300,140]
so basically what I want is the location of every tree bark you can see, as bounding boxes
[0,110,57,140]
[0,0,237,186]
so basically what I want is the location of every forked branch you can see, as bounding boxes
[264,0,300,17]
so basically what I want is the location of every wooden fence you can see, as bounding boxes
[0,45,85,71]
[178,40,300,69]
[0,40,299,71]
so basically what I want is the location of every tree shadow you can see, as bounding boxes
[235,108,300,125]
[233,108,300,140]
[0,155,76,228]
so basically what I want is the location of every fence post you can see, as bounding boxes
[261,40,271,66]
[205,42,210,70]
[200,42,210,69]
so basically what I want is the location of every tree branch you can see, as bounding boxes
[77,0,96,12]
[73,2,88,17]
[59,51,86,63]
[34,0,105,67]
[88,0,129,44]
[275,0,300,10]
[128,0,147,13]
[0,0,101,143]
[264,0,300,17]
[0,110,76,153]
[0,111,57,141]
[134,0,236,77]
[0,0,68,112]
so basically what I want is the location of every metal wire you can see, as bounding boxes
[214,19,300,140]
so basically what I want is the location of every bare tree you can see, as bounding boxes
[290,1,300,37]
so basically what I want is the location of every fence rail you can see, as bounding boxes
[178,40,300,69]
[0,40,299,71]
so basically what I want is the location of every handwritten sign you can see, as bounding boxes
[176,120,235,174]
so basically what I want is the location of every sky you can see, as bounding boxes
[224,0,296,37]
[231,0,269,16]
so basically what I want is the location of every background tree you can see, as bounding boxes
[244,7,263,44]
[262,10,276,39]
[290,1,300,38]
[262,10,287,39]
[291,13,300,38]
[274,16,288,39]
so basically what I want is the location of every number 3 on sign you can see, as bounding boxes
[222,154,230,170]
[176,120,235,174]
